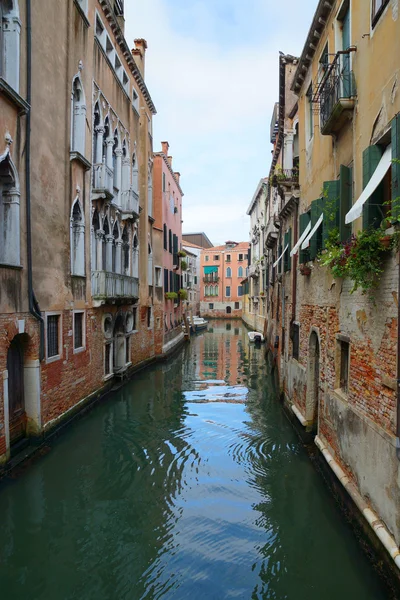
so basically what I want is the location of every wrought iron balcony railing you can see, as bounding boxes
[92,271,139,301]
[313,49,356,136]
[203,276,220,283]
[271,169,299,187]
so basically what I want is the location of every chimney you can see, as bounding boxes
[132,38,148,77]
[167,156,172,166]
[174,172,180,183]
[161,141,169,156]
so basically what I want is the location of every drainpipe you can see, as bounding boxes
[26,0,45,360]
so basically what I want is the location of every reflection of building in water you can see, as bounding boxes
[196,322,249,386]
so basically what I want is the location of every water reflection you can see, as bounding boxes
[0,321,390,599]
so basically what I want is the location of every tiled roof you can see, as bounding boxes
[203,241,250,252]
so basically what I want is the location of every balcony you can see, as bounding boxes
[120,188,139,219]
[91,271,139,304]
[270,168,299,187]
[316,50,356,136]
[265,218,279,249]
[248,264,260,279]
[93,162,113,197]
[203,276,220,283]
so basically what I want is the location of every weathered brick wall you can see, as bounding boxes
[201,309,242,319]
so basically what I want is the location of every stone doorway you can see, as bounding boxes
[7,335,27,445]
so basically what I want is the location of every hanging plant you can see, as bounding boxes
[180,260,188,271]
[177,250,187,258]
[165,292,178,300]
[178,289,188,300]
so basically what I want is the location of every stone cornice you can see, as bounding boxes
[153,152,184,196]
[0,78,30,114]
[98,0,157,115]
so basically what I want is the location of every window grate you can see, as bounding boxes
[74,313,83,349]
[47,315,59,358]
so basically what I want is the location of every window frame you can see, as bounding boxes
[234,302,240,310]
[104,342,113,379]
[214,255,220,261]
[209,303,214,310]
[372,0,390,28]
[46,312,63,364]
[132,88,139,113]
[155,266,162,287]
[226,286,231,297]
[73,310,86,354]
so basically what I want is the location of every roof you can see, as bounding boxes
[203,241,250,252]
[247,178,268,215]
[153,152,184,196]
[182,240,203,249]
[183,232,214,248]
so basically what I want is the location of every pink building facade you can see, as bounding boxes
[153,142,184,351]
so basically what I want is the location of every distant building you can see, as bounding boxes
[200,241,250,318]
[183,232,213,249]
[182,241,202,316]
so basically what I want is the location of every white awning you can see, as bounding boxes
[290,222,312,257]
[273,244,288,268]
[345,144,392,224]
[301,213,324,249]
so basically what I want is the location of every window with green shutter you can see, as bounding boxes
[339,165,352,242]
[284,228,292,272]
[322,180,340,247]
[309,199,323,260]
[299,211,311,264]
[392,114,400,222]
[362,145,384,229]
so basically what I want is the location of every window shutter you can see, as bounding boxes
[284,229,292,272]
[309,199,322,260]
[299,212,311,264]
[339,165,352,242]
[163,225,167,250]
[391,115,400,221]
[169,270,173,292]
[169,229,172,253]
[164,268,169,292]
[362,145,384,229]
[322,180,340,247]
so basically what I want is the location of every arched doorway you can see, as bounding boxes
[113,314,126,373]
[306,331,320,432]
[226,306,232,314]
[7,335,27,445]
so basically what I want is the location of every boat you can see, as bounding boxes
[248,331,265,343]
[187,316,208,332]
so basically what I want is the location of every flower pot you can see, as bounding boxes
[299,266,311,276]
[380,235,391,249]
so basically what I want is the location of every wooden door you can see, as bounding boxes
[7,337,26,444]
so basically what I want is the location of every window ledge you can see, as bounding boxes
[103,373,114,382]
[71,274,86,279]
[70,152,91,171]
[73,0,90,27]
[46,354,61,365]
[0,262,23,270]
[73,346,85,355]
[0,78,30,115]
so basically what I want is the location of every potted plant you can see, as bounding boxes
[165,292,178,300]
[178,289,188,300]
[177,250,186,258]
[299,264,312,276]
[180,260,188,271]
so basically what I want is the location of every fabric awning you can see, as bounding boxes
[290,222,312,257]
[204,266,218,274]
[345,144,392,224]
[273,244,288,268]
[301,213,324,249]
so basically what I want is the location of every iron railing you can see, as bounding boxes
[271,169,299,186]
[203,276,220,283]
[92,271,139,300]
[315,51,356,130]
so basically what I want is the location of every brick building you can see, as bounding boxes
[259,0,400,572]
[0,0,163,466]
[200,242,249,318]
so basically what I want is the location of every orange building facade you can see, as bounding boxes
[200,242,249,318]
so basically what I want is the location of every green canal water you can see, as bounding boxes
[0,321,391,599]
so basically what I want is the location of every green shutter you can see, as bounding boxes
[322,180,340,247]
[362,145,384,229]
[309,199,323,260]
[391,115,400,222]
[339,165,352,242]
[284,228,292,272]
[299,212,311,264]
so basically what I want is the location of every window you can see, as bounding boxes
[209,303,214,309]
[162,173,166,192]
[74,311,85,351]
[205,255,209,262]
[71,199,85,276]
[194,276,197,285]
[169,229,172,253]
[163,224,167,250]
[76,0,88,16]
[105,343,112,376]
[147,307,152,328]
[125,335,130,364]
[226,267,232,277]
[238,254,243,261]
[306,84,313,141]
[71,75,86,157]
[0,150,20,266]
[47,314,61,360]
[205,285,209,296]
[164,268,169,292]
[133,307,137,330]
[214,255,219,261]
[114,0,124,16]
[226,306,232,314]
[96,14,105,39]
[132,152,139,194]
[226,254,231,262]
[238,266,243,278]
[238,285,243,297]
[226,286,231,297]
[234,302,240,309]
[115,55,122,76]
[292,323,300,360]
[106,36,114,63]
[155,266,162,287]
[244,254,248,260]
[132,88,139,113]
[339,340,350,393]
[372,0,389,26]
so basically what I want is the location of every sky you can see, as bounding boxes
[125,0,317,246]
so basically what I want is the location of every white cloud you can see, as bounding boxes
[125,0,317,245]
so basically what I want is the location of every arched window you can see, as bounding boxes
[122,224,130,276]
[103,216,110,271]
[226,267,232,277]
[103,117,110,164]
[148,238,153,285]
[1,0,21,93]
[112,221,119,273]
[215,285,219,296]
[238,266,243,278]
[0,145,20,265]
[205,285,209,296]
[71,74,86,156]
[70,198,85,276]
[132,231,139,278]
[226,306,232,314]
[132,150,138,195]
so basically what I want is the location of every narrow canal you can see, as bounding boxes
[0,321,391,599]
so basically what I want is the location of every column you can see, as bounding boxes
[105,234,114,272]
[283,130,294,171]
[115,241,123,275]
[106,138,114,194]
[122,158,131,210]
[1,189,20,266]
[95,126,104,164]
[95,230,104,271]
[115,149,123,206]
